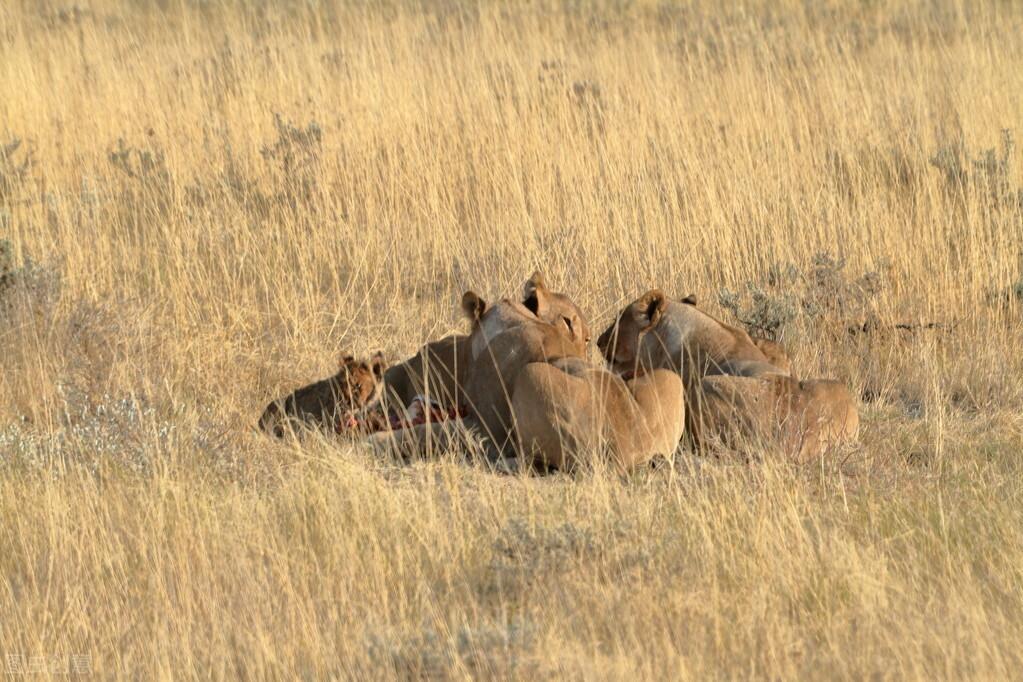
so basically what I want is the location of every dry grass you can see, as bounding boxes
[2,0,1023,678]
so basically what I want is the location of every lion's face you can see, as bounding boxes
[462,271,591,357]
[521,282,591,354]
[259,351,387,437]
[336,352,386,406]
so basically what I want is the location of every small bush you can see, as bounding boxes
[0,238,14,293]
[717,282,799,341]
[108,135,170,184]
[718,252,888,340]
[930,129,1023,208]
[987,273,1023,308]
[0,137,33,204]
[0,394,178,477]
[106,134,175,223]
[0,240,60,316]
[367,619,539,678]
[259,112,323,176]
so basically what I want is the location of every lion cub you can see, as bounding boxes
[259,352,386,437]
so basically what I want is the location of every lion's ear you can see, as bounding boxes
[522,272,551,318]
[339,352,356,369]
[638,289,668,331]
[523,271,547,297]
[369,351,387,378]
[680,293,697,306]
[461,291,487,322]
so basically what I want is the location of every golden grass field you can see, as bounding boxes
[2,0,1023,678]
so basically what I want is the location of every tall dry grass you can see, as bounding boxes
[1,0,1022,678]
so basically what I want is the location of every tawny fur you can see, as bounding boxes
[260,352,386,437]
[380,334,472,411]
[370,272,590,462]
[598,290,857,461]
[512,357,684,472]
[460,272,590,454]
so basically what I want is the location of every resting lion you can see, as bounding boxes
[460,272,590,455]
[368,272,590,462]
[597,291,789,382]
[597,290,857,461]
[695,373,858,461]
[511,357,684,472]
[441,274,684,472]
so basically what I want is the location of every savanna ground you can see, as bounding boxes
[2,0,1023,678]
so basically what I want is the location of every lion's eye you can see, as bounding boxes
[562,316,573,332]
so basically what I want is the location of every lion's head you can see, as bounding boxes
[462,271,590,358]
[260,350,387,437]
[596,289,673,375]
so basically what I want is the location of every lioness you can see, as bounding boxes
[597,290,857,461]
[597,291,787,382]
[461,272,590,455]
[367,273,590,462]
[511,357,684,472]
[260,352,386,437]
[647,293,794,375]
[469,275,684,472]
